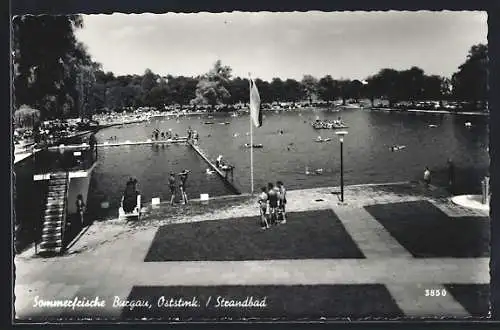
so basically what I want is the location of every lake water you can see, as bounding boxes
[87,108,489,217]
[15,108,490,243]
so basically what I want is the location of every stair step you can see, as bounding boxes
[42,232,62,240]
[45,208,64,213]
[43,220,63,226]
[47,196,64,201]
[46,203,64,208]
[38,247,60,254]
[48,188,66,192]
[50,178,67,182]
[42,226,62,233]
[44,213,62,218]
[40,240,62,248]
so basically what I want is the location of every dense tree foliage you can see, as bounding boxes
[12,15,99,119]
[452,44,488,109]
[12,16,487,117]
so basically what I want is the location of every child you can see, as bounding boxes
[75,194,85,227]
[179,169,190,205]
[277,181,287,224]
[169,172,177,205]
[267,182,279,225]
[423,166,431,187]
[258,187,270,229]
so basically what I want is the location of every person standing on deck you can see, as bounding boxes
[258,187,270,229]
[169,172,177,205]
[423,166,431,188]
[277,181,287,224]
[267,182,279,225]
[75,194,85,227]
[179,169,190,205]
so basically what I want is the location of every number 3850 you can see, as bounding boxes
[425,289,447,297]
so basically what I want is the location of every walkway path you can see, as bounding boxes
[14,182,489,320]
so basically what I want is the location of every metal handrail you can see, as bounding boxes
[60,171,70,253]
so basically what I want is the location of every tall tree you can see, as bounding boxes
[13,15,93,119]
[191,60,232,111]
[255,78,272,104]
[301,74,318,104]
[270,78,285,102]
[452,44,488,110]
[283,79,304,103]
[317,75,338,105]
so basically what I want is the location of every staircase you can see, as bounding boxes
[38,172,69,255]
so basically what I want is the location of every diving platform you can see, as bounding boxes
[187,141,241,195]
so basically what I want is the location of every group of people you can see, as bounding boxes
[187,127,199,141]
[152,128,178,140]
[168,169,191,205]
[258,181,287,230]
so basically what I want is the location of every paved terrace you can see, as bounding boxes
[14,182,490,321]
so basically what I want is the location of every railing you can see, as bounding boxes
[60,171,70,252]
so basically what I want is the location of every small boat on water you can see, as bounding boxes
[390,145,406,152]
[315,137,331,143]
[219,122,230,125]
[204,122,215,125]
[465,122,472,128]
[244,143,263,148]
[428,124,438,128]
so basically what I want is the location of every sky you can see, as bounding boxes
[75,11,487,81]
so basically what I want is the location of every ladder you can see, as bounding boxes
[38,172,69,255]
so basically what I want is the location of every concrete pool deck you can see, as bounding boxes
[14,182,490,320]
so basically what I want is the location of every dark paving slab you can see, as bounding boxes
[364,200,489,258]
[444,284,490,317]
[145,210,364,261]
[121,284,404,320]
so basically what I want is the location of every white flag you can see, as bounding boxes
[249,78,262,128]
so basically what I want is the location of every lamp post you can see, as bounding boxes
[335,130,348,203]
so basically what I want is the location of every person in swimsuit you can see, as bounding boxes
[423,166,431,187]
[123,178,139,213]
[75,194,85,227]
[168,172,177,205]
[267,182,279,225]
[276,181,287,224]
[258,187,270,229]
[179,169,190,205]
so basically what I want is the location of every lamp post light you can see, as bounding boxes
[335,130,348,203]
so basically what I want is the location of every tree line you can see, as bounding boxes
[12,15,488,120]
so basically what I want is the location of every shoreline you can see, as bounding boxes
[368,107,489,116]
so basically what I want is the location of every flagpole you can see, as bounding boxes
[249,74,254,195]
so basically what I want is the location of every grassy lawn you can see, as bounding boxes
[144,209,364,261]
[364,200,489,258]
[444,284,490,317]
[122,284,403,320]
